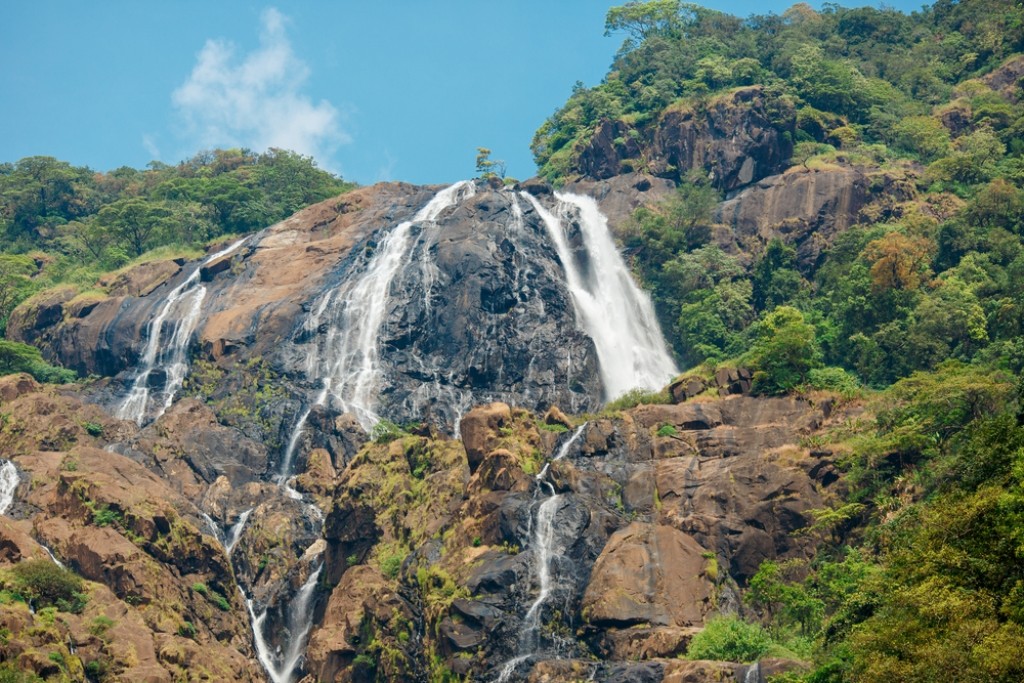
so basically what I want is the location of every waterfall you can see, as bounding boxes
[224,508,253,555]
[117,238,248,425]
[247,563,323,683]
[0,460,19,515]
[200,512,224,543]
[496,425,585,682]
[261,183,476,683]
[281,181,475,474]
[521,192,677,401]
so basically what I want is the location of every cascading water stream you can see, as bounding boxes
[521,192,677,400]
[280,181,476,476]
[0,460,19,516]
[247,564,323,683]
[224,508,253,556]
[117,237,248,425]
[497,424,585,682]
[252,184,475,683]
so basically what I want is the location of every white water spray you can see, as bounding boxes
[261,188,474,683]
[224,508,253,555]
[248,564,323,683]
[521,192,677,401]
[281,182,475,473]
[117,238,247,425]
[0,460,19,515]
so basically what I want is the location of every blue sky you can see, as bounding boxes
[2,1,928,185]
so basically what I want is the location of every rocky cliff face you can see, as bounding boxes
[10,181,606,436]
[302,392,847,681]
[575,86,795,192]
[0,91,885,681]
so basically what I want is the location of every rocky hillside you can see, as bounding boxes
[1,1,1023,682]
[0,364,852,681]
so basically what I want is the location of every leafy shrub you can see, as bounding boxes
[380,550,406,580]
[191,581,229,609]
[371,419,407,444]
[91,505,121,527]
[605,387,671,411]
[656,423,679,437]
[0,340,76,384]
[210,591,231,611]
[744,307,821,395]
[806,367,862,397]
[11,559,87,613]
[89,615,114,636]
[686,615,774,663]
[82,421,104,437]
[0,665,43,683]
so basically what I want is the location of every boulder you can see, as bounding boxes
[582,522,714,628]
[460,402,512,472]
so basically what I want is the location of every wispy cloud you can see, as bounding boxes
[172,8,347,165]
[141,134,161,161]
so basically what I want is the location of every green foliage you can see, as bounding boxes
[380,549,407,580]
[191,580,230,610]
[656,423,678,437]
[538,422,569,434]
[372,419,408,444]
[88,615,114,637]
[210,592,231,611]
[90,505,121,528]
[0,340,77,384]
[10,559,87,613]
[535,0,1024,182]
[0,665,43,683]
[0,254,37,335]
[806,367,862,397]
[605,387,671,411]
[474,147,506,179]
[744,306,822,395]
[81,421,104,437]
[177,621,197,639]
[0,149,354,314]
[686,615,775,662]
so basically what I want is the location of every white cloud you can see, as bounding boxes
[172,8,347,165]
[142,134,161,161]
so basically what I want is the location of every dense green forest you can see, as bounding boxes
[540,0,1024,680]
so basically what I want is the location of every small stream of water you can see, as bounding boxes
[496,424,585,682]
[117,238,248,425]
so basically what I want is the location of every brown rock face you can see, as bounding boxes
[582,522,713,628]
[100,259,183,298]
[459,402,513,473]
[0,376,271,682]
[715,166,872,271]
[305,565,417,682]
[983,55,1024,101]
[575,87,795,192]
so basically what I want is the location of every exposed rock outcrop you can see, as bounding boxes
[305,394,850,681]
[575,86,796,191]
[0,378,264,681]
[9,181,605,431]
